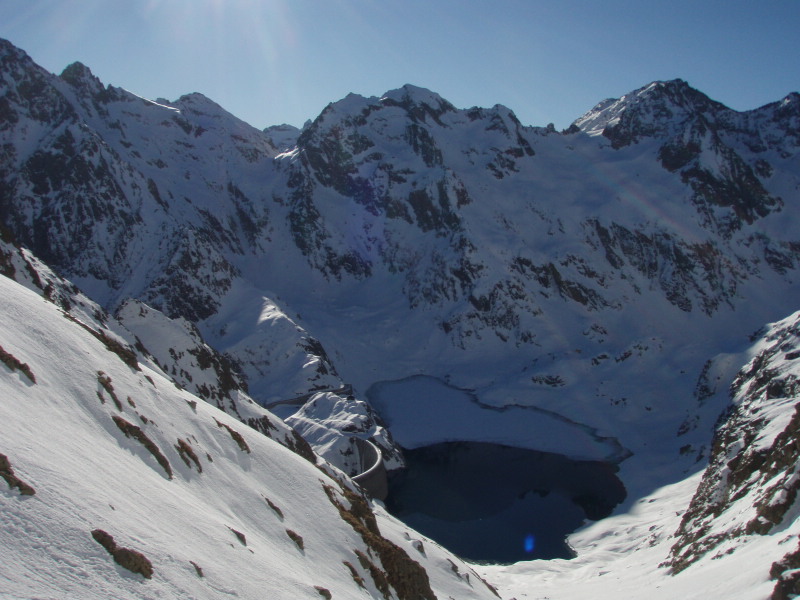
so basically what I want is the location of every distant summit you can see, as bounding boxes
[573,79,727,143]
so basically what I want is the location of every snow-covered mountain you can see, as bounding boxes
[2,36,800,598]
[0,254,498,599]
[481,312,800,600]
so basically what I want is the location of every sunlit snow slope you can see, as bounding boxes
[0,271,499,600]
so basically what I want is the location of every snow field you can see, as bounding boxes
[0,275,497,599]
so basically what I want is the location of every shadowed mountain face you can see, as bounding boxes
[1,37,800,496]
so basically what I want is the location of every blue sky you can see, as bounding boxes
[1,0,798,130]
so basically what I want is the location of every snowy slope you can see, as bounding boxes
[479,471,797,600]
[667,311,800,580]
[480,312,800,600]
[0,229,320,464]
[7,257,799,599]
[0,272,499,600]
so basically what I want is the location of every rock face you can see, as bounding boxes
[1,37,800,491]
[667,312,800,576]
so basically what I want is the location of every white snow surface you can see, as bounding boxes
[477,311,800,600]
[367,375,625,461]
[4,263,800,598]
[0,275,498,600]
[478,471,796,600]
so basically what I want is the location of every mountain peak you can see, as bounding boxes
[783,91,800,104]
[381,83,455,114]
[770,91,800,117]
[381,84,446,105]
[172,92,257,128]
[59,61,106,96]
[0,38,47,84]
[264,123,301,151]
[0,37,29,63]
[638,78,722,110]
[647,77,691,92]
[299,85,458,142]
[175,91,224,111]
[572,78,727,146]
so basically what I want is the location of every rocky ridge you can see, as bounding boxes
[668,312,800,589]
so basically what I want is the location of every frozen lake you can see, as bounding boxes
[385,441,626,563]
[366,375,628,461]
[368,375,627,563]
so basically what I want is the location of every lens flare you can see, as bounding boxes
[524,534,535,553]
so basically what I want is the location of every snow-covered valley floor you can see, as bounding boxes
[479,471,798,600]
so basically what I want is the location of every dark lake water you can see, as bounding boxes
[385,441,626,564]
